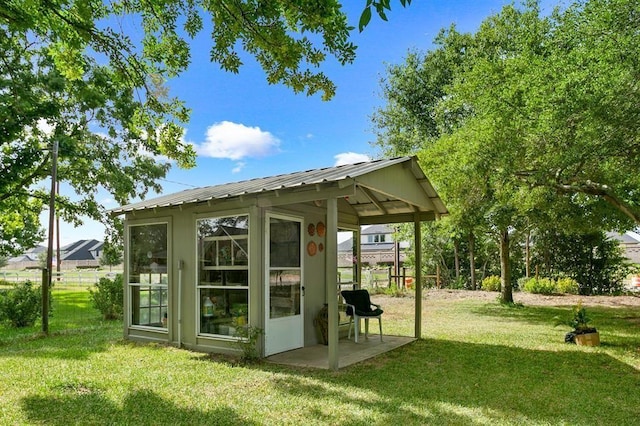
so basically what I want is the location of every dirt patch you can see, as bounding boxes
[372,289,640,309]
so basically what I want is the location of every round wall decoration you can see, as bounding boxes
[316,221,326,237]
[307,223,316,236]
[318,243,324,252]
[307,241,318,256]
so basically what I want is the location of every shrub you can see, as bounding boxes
[0,281,42,327]
[233,325,264,361]
[523,277,556,295]
[448,277,467,290]
[555,277,580,295]
[517,277,532,290]
[481,276,501,292]
[384,283,404,297]
[89,274,124,320]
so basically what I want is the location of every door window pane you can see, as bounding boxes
[269,270,301,319]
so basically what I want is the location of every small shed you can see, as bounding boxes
[111,156,447,369]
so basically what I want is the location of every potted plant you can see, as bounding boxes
[562,301,600,346]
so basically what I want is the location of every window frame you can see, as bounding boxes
[196,213,250,340]
[126,219,170,332]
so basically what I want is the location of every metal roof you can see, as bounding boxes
[110,156,448,224]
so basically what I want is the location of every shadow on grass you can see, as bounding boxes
[10,334,640,425]
[265,338,640,425]
[22,388,256,426]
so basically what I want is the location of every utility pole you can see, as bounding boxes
[56,182,61,281]
[42,140,58,334]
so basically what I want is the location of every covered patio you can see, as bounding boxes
[319,156,447,369]
[267,335,416,369]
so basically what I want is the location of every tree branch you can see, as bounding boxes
[553,181,640,224]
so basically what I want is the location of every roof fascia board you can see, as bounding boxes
[356,165,437,211]
[359,211,437,225]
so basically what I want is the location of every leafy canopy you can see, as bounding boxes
[0,0,409,255]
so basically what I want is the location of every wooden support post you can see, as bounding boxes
[414,215,422,339]
[326,197,339,370]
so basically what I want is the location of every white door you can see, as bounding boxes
[264,214,304,356]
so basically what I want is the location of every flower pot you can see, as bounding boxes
[574,331,600,346]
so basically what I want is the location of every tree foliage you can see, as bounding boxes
[99,242,123,270]
[1,0,409,256]
[373,0,640,299]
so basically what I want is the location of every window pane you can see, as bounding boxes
[197,215,249,338]
[269,270,301,319]
[129,223,168,283]
[338,229,357,284]
[131,286,168,328]
[199,288,248,336]
[269,218,300,268]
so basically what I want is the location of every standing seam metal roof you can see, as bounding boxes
[110,157,445,217]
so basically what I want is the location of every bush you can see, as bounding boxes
[481,276,501,292]
[523,277,556,295]
[517,277,532,290]
[555,277,580,295]
[0,281,42,327]
[448,277,467,290]
[89,274,124,320]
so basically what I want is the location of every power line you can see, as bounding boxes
[159,178,198,188]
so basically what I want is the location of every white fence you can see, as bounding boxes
[0,269,123,286]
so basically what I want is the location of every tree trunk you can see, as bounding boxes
[499,228,513,304]
[469,232,476,290]
[453,239,460,281]
[525,230,530,278]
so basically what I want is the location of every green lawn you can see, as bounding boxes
[1,290,639,425]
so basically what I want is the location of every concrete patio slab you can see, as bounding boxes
[266,335,416,369]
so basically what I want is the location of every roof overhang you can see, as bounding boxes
[110,156,448,224]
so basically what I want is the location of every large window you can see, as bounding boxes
[128,223,168,329]
[197,215,249,338]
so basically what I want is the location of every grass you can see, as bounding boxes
[1,290,639,425]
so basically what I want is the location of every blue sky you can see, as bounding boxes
[52,0,559,245]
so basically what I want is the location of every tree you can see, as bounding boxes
[1,0,410,256]
[100,242,123,271]
[372,0,640,302]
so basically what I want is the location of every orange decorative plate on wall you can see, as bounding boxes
[316,221,326,237]
[307,241,317,256]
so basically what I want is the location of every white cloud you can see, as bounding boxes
[334,152,371,166]
[232,162,246,174]
[195,121,281,160]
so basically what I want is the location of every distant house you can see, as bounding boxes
[8,245,47,263]
[5,239,104,270]
[608,231,640,265]
[60,239,104,262]
[338,224,409,267]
